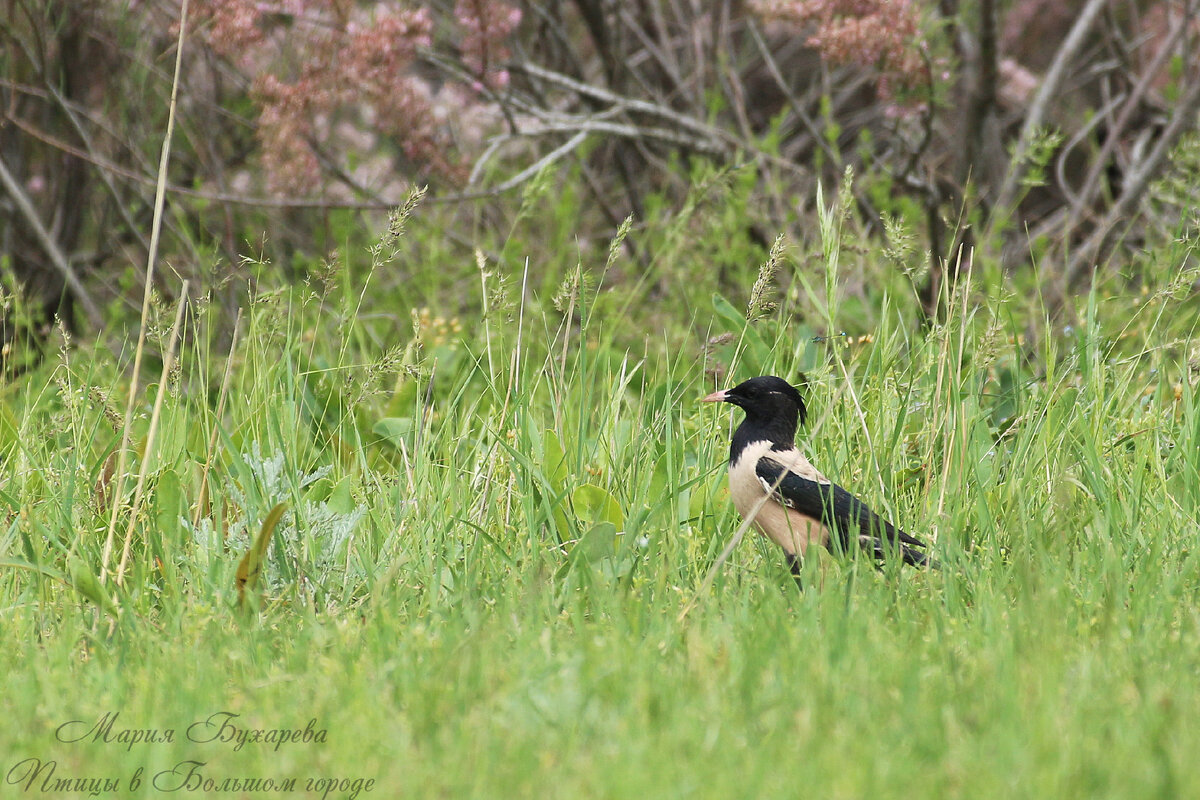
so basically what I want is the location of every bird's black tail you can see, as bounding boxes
[832,485,938,570]
[899,542,940,571]
[862,535,941,570]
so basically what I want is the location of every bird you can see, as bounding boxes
[702,375,935,580]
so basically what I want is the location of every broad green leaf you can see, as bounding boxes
[711,292,747,330]
[68,558,115,612]
[542,429,568,487]
[711,292,770,372]
[573,521,620,561]
[153,468,183,536]
[373,417,415,449]
[0,399,19,456]
[542,429,571,540]
[572,484,623,529]
[328,476,356,514]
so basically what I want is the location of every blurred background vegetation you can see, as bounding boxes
[2,0,1198,370]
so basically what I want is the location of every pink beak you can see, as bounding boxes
[700,389,728,403]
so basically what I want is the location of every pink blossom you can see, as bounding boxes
[751,0,934,99]
[188,1,522,195]
[197,0,265,58]
[455,0,522,91]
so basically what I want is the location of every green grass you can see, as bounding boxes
[2,181,1200,799]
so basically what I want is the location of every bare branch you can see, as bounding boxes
[0,151,103,327]
[1065,11,1188,230]
[992,0,1111,220]
[510,60,733,147]
[1065,74,1200,287]
[488,130,591,193]
[746,18,831,164]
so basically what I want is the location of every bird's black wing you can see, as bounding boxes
[756,457,934,568]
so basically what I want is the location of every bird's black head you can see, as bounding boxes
[702,375,808,447]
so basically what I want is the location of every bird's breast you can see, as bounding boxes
[727,440,830,556]
[728,440,776,517]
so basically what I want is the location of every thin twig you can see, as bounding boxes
[747,19,832,164]
[192,310,242,532]
[40,77,152,255]
[616,6,687,102]
[491,130,592,192]
[992,0,1110,220]
[1065,75,1200,287]
[1065,11,1188,229]
[1054,91,1126,210]
[511,61,730,146]
[115,281,190,585]
[100,0,190,583]
[0,152,103,327]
